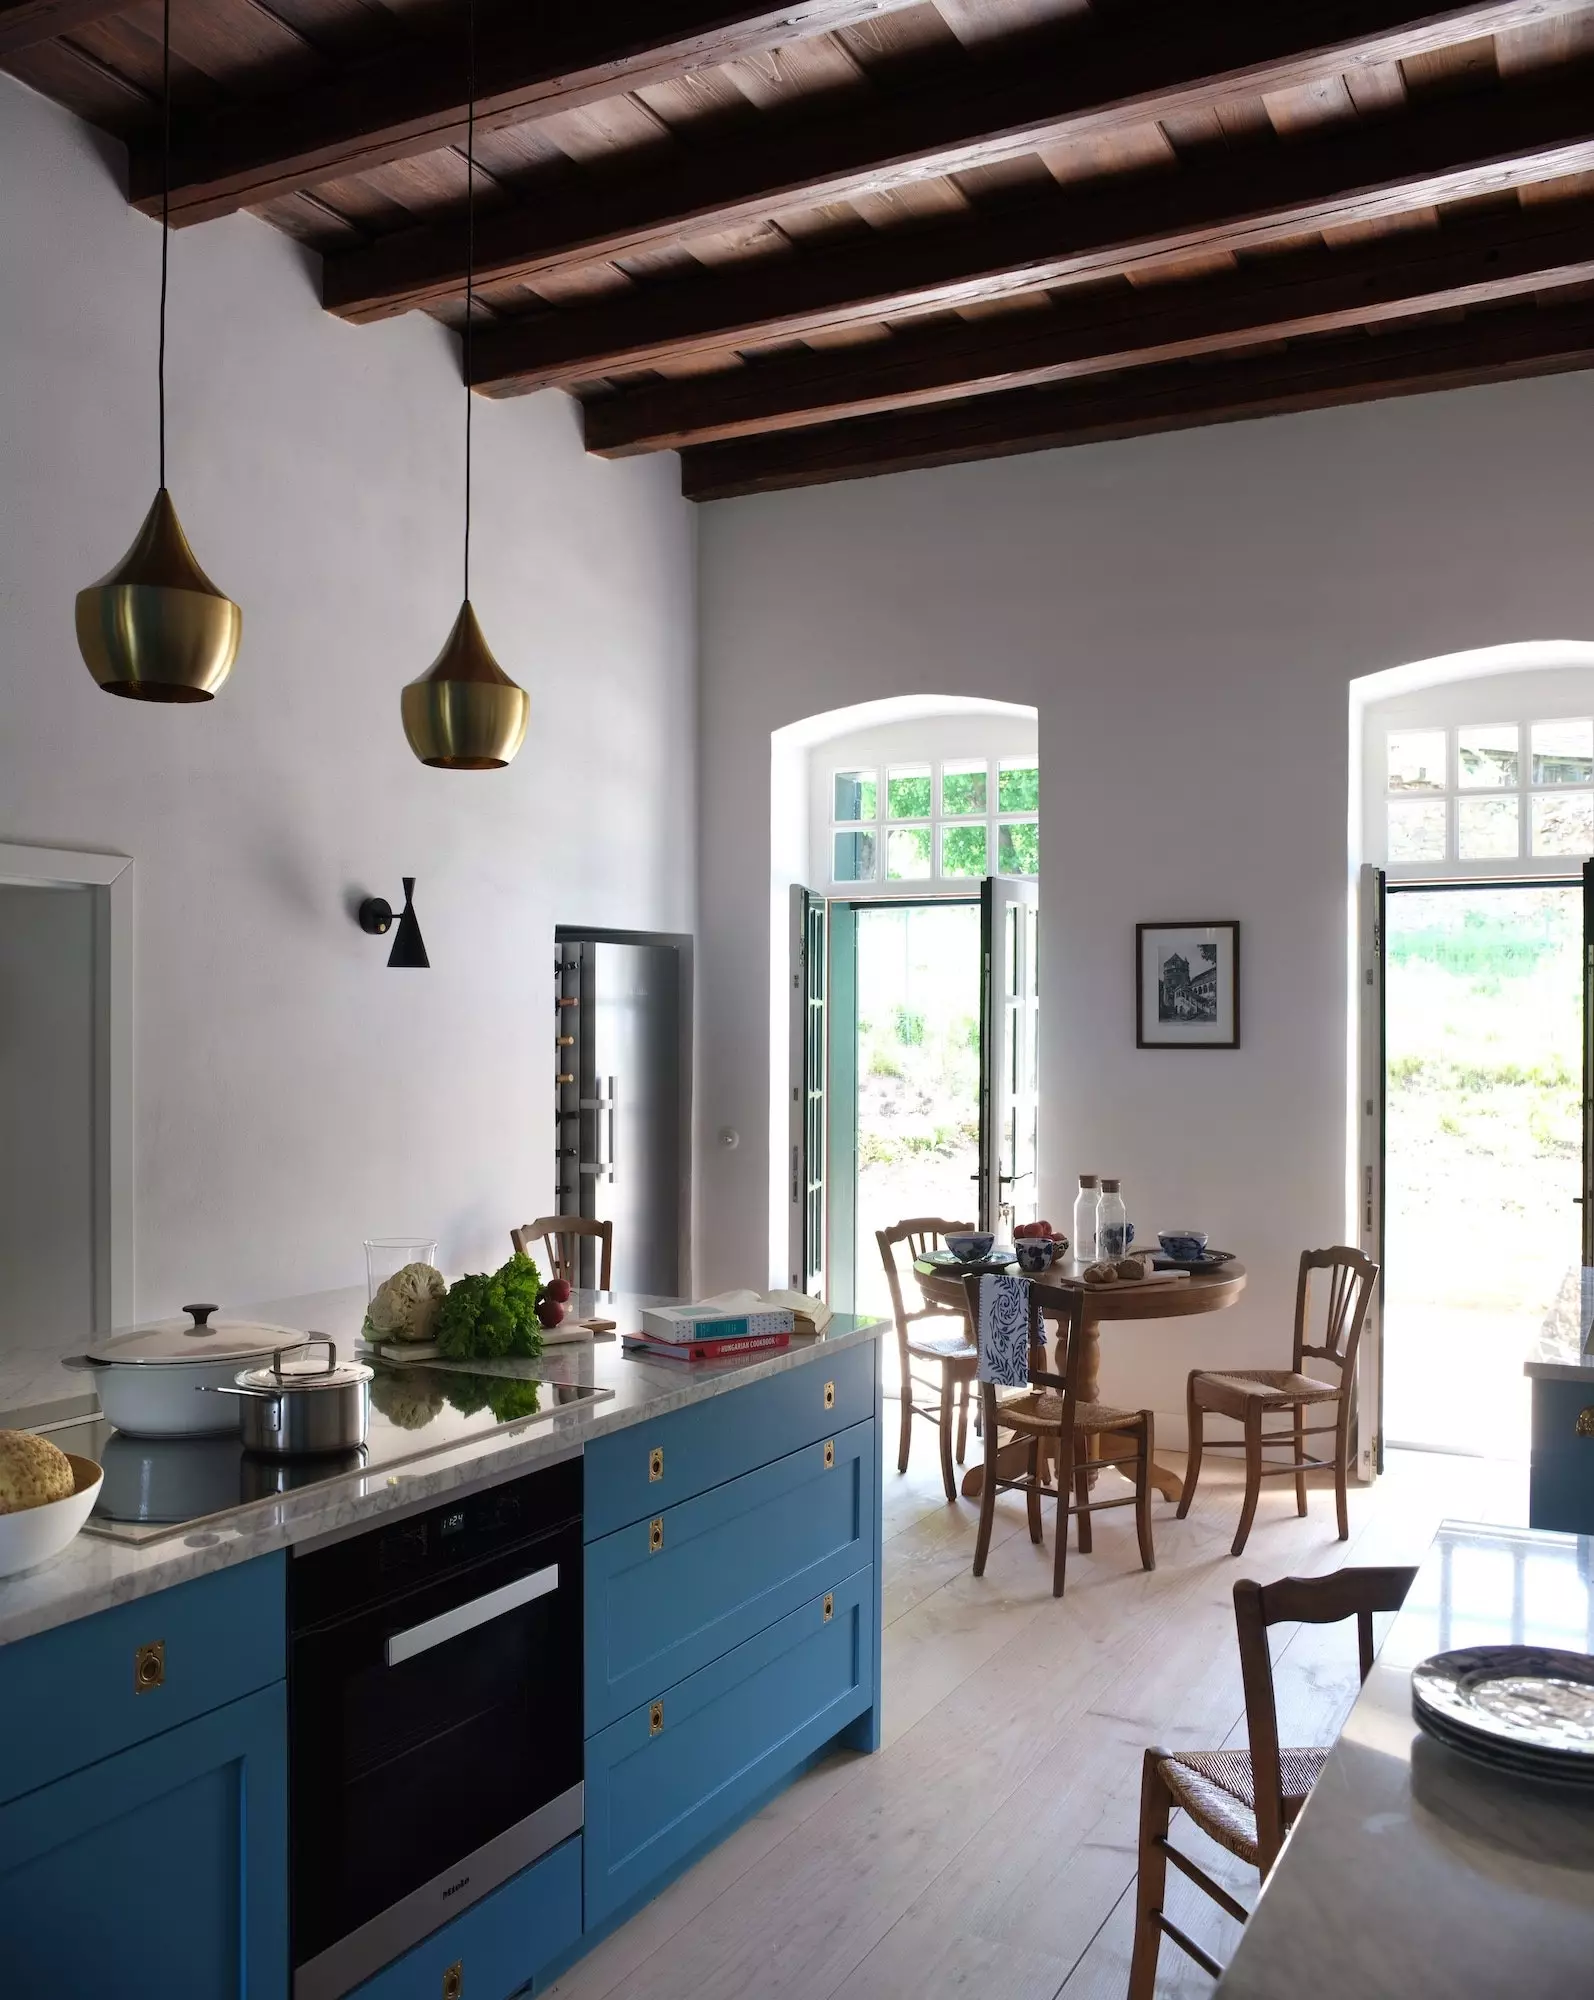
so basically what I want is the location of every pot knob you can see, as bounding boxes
[182,1303,220,1333]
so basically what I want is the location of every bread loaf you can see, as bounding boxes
[1083,1260,1119,1284]
[0,1430,76,1514]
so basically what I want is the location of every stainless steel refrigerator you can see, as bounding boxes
[555,933,689,1296]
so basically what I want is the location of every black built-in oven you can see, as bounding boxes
[289,1453,583,2000]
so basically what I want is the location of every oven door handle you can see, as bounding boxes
[384,1562,560,1667]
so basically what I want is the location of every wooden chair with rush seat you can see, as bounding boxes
[876,1218,980,1502]
[511,1215,613,1291]
[1178,1245,1378,1558]
[1126,1562,1417,1996]
[962,1273,1156,1598]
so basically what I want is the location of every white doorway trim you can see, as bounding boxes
[0,843,134,1329]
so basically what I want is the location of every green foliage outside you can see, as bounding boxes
[942,823,988,876]
[941,769,987,816]
[888,772,932,818]
[894,1006,925,1045]
[998,820,1040,876]
[999,763,1039,812]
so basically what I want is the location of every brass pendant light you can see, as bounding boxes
[74,0,240,702]
[401,0,528,771]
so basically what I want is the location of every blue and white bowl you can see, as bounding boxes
[1157,1229,1209,1263]
[944,1232,995,1262]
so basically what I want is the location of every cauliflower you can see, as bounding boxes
[369,1370,447,1431]
[0,1430,76,1514]
[364,1261,446,1345]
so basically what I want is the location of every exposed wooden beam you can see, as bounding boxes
[0,0,128,58]
[129,1,911,227]
[583,205,1594,453]
[472,74,1594,392]
[678,295,1594,498]
[324,1,1586,322]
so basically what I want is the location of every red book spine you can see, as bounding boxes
[630,1331,791,1362]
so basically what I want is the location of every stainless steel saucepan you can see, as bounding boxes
[203,1337,372,1457]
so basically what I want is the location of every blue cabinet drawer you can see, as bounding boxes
[586,1417,876,1732]
[0,1679,287,1998]
[1529,1377,1594,1533]
[584,1341,877,1541]
[584,1566,875,1927]
[0,1551,286,1807]
[346,1837,581,2000]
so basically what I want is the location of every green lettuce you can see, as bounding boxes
[435,1252,546,1362]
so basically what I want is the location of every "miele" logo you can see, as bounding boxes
[440,1875,471,1901]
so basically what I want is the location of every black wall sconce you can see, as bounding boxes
[359,877,429,968]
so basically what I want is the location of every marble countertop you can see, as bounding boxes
[1523,1265,1594,1381]
[0,1287,886,1651]
[1218,1520,1594,1998]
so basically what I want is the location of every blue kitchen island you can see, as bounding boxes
[0,1292,887,1998]
[1524,1272,1594,1536]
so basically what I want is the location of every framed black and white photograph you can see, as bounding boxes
[1136,921,1240,1049]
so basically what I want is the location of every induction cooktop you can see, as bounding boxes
[32,1361,611,1546]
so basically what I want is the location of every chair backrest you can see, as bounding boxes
[511,1215,613,1290]
[1232,1564,1417,1871]
[959,1274,1084,1406]
[1292,1245,1378,1385]
[876,1217,975,1362]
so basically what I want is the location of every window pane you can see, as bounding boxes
[941,822,988,877]
[833,770,876,822]
[1387,799,1446,862]
[1531,718,1594,787]
[1387,729,1447,794]
[833,829,876,881]
[886,766,931,820]
[1457,795,1519,859]
[998,758,1039,813]
[997,819,1039,876]
[887,826,932,879]
[940,759,987,817]
[1532,791,1594,856]
[1457,724,1518,789]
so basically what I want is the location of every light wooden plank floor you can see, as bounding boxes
[548,1438,1527,2000]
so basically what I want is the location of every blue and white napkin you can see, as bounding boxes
[976,1271,1032,1386]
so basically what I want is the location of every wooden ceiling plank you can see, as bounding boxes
[678,292,1594,497]
[469,76,1594,390]
[321,2,1594,320]
[0,0,130,60]
[130,1,919,224]
[583,200,1594,451]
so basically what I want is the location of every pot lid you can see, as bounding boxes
[236,1337,372,1394]
[84,1304,302,1367]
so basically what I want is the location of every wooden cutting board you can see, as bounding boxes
[1051,1266,1191,1293]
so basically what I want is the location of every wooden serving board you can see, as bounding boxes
[1050,1266,1191,1293]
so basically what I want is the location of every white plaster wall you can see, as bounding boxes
[698,374,1594,1435]
[0,77,696,1329]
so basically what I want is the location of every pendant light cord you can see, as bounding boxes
[158,0,171,493]
[463,0,476,605]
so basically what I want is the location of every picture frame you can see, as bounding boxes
[1136,921,1240,1049]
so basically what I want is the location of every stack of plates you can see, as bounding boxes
[1411,1646,1594,1786]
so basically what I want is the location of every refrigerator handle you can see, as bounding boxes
[607,1075,617,1185]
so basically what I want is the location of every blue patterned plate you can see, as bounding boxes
[1413,1646,1594,1780]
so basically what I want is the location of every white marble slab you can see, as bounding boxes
[1218,1520,1594,1998]
[0,1285,886,1650]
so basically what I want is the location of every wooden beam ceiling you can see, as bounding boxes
[128,1,915,228]
[678,294,1594,497]
[582,205,1594,453]
[322,0,1588,323]
[472,75,1594,392]
[0,0,126,58]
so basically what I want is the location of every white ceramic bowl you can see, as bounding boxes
[0,1454,104,1579]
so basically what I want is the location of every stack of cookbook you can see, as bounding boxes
[622,1289,831,1363]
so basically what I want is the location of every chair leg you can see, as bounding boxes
[1072,1444,1093,1555]
[955,1376,969,1465]
[1026,1438,1044,1544]
[1334,1393,1351,1541]
[897,1375,913,1476]
[1127,1750,1173,2000]
[937,1364,957,1503]
[1052,1427,1075,1598]
[1293,1403,1308,1517]
[972,1396,998,1578]
[1177,1375,1203,1519]
[1135,1414,1156,1573]
[1232,1402,1264,1558]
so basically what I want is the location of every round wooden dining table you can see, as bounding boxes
[915,1258,1247,1503]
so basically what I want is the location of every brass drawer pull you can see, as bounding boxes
[650,1699,665,1735]
[442,1963,463,2000]
[649,1516,664,1552]
[134,1640,165,1693]
[823,1379,835,1410]
[823,1593,834,1623]
[649,1445,664,1482]
[1577,1406,1594,1437]
[823,1439,835,1469]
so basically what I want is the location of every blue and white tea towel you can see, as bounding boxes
[977,1272,1032,1385]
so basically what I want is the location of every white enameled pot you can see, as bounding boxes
[60,1304,302,1437]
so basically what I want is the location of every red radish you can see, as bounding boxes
[543,1278,572,1304]
[536,1297,566,1329]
